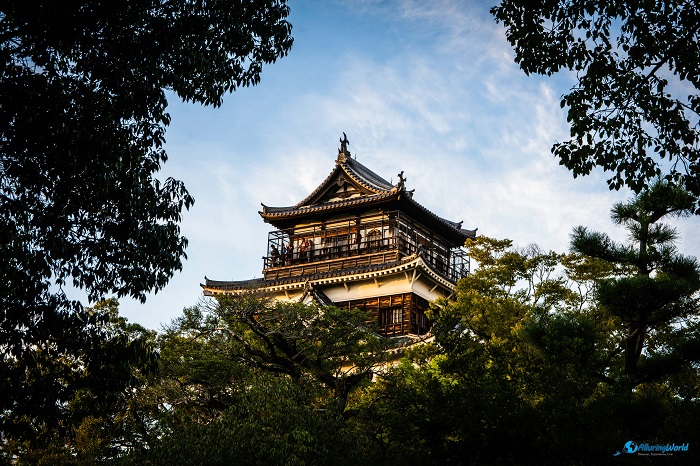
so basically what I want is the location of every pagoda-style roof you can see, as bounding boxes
[203,255,416,293]
[201,253,457,297]
[260,136,476,245]
[202,277,265,292]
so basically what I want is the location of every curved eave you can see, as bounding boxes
[289,158,393,210]
[299,286,335,306]
[202,253,456,296]
[398,194,476,244]
[201,277,265,294]
[260,188,475,243]
[341,158,393,192]
[260,191,398,225]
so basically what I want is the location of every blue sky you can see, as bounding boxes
[118,0,700,329]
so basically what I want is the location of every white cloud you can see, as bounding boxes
[116,1,700,329]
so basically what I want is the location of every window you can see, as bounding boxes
[367,228,381,250]
[380,307,402,326]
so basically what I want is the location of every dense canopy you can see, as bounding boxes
[0,0,292,440]
[493,1,700,206]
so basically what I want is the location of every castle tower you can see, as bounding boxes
[202,135,477,337]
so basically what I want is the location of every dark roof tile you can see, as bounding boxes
[344,157,393,191]
[203,256,415,292]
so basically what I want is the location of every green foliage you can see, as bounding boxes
[344,237,615,464]
[347,232,699,463]
[561,182,700,447]
[168,293,390,411]
[571,181,700,385]
[6,237,696,463]
[2,299,158,464]
[348,361,466,465]
[115,296,391,465]
[492,1,700,207]
[0,0,292,445]
[136,373,353,466]
[4,296,387,464]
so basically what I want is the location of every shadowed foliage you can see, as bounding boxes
[493,1,700,209]
[1,0,292,449]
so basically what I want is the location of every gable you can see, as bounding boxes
[298,165,382,207]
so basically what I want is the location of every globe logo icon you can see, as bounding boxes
[624,441,639,453]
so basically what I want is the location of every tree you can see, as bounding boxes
[347,237,620,464]
[169,293,389,412]
[133,372,357,466]
[492,1,700,207]
[116,295,387,465]
[570,181,700,390]
[430,237,616,463]
[0,299,158,464]
[559,181,700,444]
[0,0,293,442]
[350,234,700,463]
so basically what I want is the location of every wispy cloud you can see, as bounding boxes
[116,1,700,329]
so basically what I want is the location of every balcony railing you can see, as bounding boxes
[262,212,470,283]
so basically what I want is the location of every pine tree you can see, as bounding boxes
[571,181,700,390]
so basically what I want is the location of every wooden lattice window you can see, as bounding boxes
[379,307,402,326]
[367,228,381,250]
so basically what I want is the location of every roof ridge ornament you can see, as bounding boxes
[390,171,407,194]
[337,132,350,163]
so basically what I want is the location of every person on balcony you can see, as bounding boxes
[353,231,362,252]
[285,241,294,264]
[270,244,280,267]
[299,238,311,261]
[280,242,287,266]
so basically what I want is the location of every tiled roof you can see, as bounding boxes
[261,191,396,217]
[343,157,393,192]
[201,277,265,291]
[258,145,477,242]
[203,255,416,292]
[202,252,460,295]
[288,157,393,209]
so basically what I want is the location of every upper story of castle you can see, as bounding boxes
[254,134,477,285]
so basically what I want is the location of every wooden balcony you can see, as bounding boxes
[263,249,400,281]
[262,211,470,283]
